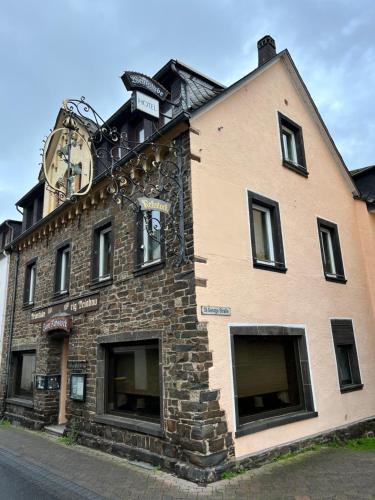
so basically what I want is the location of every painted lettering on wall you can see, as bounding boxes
[30,292,100,323]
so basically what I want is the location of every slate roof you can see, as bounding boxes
[350,165,375,177]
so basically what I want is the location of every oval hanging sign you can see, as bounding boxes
[121,71,168,101]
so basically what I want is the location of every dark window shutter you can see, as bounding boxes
[331,319,362,388]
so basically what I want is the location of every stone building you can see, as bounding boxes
[1,36,375,483]
[0,221,21,371]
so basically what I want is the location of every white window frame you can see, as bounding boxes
[141,210,161,267]
[282,125,298,164]
[252,204,275,266]
[28,264,36,304]
[136,123,145,143]
[99,226,112,280]
[59,247,70,292]
[320,227,337,276]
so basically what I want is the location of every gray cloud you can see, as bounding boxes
[1,0,374,220]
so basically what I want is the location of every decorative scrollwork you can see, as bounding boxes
[42,97,187,265]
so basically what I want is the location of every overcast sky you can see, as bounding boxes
[1,0,374,221]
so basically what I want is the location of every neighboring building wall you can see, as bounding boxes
[0,252,10,370]
[355,201,375,319]
[190,58,375,458]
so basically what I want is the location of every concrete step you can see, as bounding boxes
[44,425,66,437]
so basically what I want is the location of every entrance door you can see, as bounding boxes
[58,337,69,425]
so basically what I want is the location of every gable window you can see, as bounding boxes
[55,243,70,295]
[331,319,363,393]
[317,218,346,283]
[248,191,286,273]
[278,112,308,177]
[24,259,36,306]
[106,340,161,423]
[161,102,173,126]
[136,210,162,269]
[11,351,36,399]
[135,122,145,143]
[230,326,316,437]
[92,221,113,285]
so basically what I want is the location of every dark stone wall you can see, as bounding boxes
[0,131,233,481]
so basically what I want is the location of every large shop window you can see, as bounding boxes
[331,319,363,393]
[278,112,308,177]
[136,210,162,269]
[107,340,161,423]
[230,326,316,436]
[23,259,37,307]
[317,218,346,283]
[247,191,286,273]
[12,351,36,399]
[92,221,112,284]
[54,243,70,295]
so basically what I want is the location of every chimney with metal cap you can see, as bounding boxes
[257,35,276,66]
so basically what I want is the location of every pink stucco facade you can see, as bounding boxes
[190,56,375,458]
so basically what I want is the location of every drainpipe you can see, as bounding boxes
[3,245,20,403]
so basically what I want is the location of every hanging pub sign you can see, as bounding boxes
[138,197,171,214]
[131,91,159,119]
[121,71,168,101]
[42,314,72,335]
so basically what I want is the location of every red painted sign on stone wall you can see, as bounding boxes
[42,315,72,335]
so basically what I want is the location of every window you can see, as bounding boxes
[136,210,162,269]
[331,319,363,393]
[12,351,36,399]
[24,259,36,306]
[161,102,173,126]
[55,243,70,295]
[92,221,112,284]
[107,340,161,423]
[135,122,145,143]
[248,191,286,273]
[230,326,316,436]
[278,112,308,177]
[317,218,346,283]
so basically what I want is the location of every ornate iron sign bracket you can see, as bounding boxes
[42,97,188,266]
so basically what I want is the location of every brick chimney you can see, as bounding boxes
[257,35,276,66]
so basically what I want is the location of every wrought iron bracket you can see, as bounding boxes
[42,97,188,266]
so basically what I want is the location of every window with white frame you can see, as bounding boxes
[92,221,112,284]
[320,227,336,275]
[137,210,162,267]
[281,125,298,164]
[55,244,70,294]
[24,260,36,306]
[248,192,286,273]
[278,112,307,176]
[252,204,275,264]
[135,121,145,143]
[161,102,173,126]
[317,218,346,283]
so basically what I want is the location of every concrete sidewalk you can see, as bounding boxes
[0,425,374,499]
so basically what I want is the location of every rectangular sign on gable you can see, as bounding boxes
[131,91,159,119]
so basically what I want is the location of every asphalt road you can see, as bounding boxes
[0,425,374,499]
[0,446,103,500]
